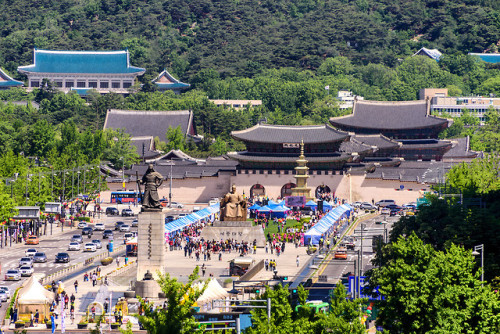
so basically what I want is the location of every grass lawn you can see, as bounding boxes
[250,218,309,235]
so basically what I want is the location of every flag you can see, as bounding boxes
[60,294,66,333]
[325,85,330,90]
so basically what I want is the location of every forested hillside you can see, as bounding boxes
[1,0,499,81]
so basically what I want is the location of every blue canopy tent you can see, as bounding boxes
[305,200,317,210]
[256,205,272,217]
[270,204,291,218]
[267,200,280,208]
[304,204,353,245]
[249,203,261,210]
[165,203,220,234]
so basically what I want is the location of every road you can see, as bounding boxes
[0,212,138,318]
[304,213,398,301]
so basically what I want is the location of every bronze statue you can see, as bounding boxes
[140,164,164,211]
[220,184,247,221]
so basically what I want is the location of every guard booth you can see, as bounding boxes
[229,257,254,276]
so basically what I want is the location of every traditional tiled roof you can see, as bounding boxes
[231,123,349,144]
[130,137,158,159]
[18,49,145,74]
[414,47,442,61]
[330,100,447,131]
[365,161,455,183]
[469,53,500,64]
[153,69,190,90]
[339,138,373,154]
[442,137,479,159]
[0,68,23,88]
[352,134,399,150]
[397,139,452,149]
[227,152,352,163]
[103,109,194,142]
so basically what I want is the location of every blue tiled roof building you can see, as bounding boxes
[0,67,23,89]
[18,49,145,95]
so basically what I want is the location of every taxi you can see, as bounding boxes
[25,236,39,245]
[334,247,348,260]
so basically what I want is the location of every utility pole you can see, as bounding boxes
[169,160,173,208]
[25,169,29,205]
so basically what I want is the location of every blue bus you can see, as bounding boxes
[110,191,142,204]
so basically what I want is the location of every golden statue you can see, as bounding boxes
[220,185,247,221]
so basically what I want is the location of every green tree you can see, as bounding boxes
[137,268,206,334]
[0,185,18,222]
[102,129,139,169]
[370,233,500,334]
[317,284,366,334]
[26,119,56,157]
[165,126,186,151]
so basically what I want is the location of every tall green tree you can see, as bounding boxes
[370,233,500,334]
[165,126,186,151]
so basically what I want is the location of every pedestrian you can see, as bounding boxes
[296,255,300,267]
[74,280,78,293]
[64,294,69,309]
[202,264,206,277]
[35,309,39,324]
[51,314,55,334]
[104,300,109,314]
[30,311,34,327]
[265,259,269,271]
[125,256,128,265]
[9,307,13,324]
[116,257,120,267]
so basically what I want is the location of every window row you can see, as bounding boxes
[30,80,133,89]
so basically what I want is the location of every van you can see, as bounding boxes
[375,199,395,207]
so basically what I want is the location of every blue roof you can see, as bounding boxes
[469,53,500,64]
[18,49,145,74]
[156,82,190,88]
[0,68,23,87]
[153,69,190,90]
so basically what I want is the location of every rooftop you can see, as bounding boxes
[231,123,349,144]
[103,109,194,142]
[330,100,447,131]
[0,67,23,87]
[414,47,442,61]
[153,69,190,90]
[18,49,145,74]
[469,53,500,64]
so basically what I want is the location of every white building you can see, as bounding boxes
[336,90,364,109]
[431,96,500,124]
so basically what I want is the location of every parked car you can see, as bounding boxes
[77,221,88,229]
[170,202,184,208]
[68,242,81,251]
[375,199,396,207]
[91,239,102,249]
[106,207,119,216]
[71,235,83,243]
[360,202,377,211]
[25,248,37,257]
[82,227,93,236]
[102,230,113,239]
[131,219,139,227]
[19,266,34,277]
[121,208,134,217]
[33,252,47,263]
[94,223,105,231]
[114,222,125,231]
[19,257,33,267]
[119,224,130,232]
[84,243,97,252]
[4,269,21,281]
[55,252,70,263]
[352,201,363,208]
[0,286,11,298]
[25,236,39,245]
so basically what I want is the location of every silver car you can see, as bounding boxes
[19,266,34,277]
[19,257,33,267]
[0,286,11,298]
[0,290,8,302]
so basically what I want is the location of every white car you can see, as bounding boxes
[19,266,34,277]
[5,269,21,281]
[123,233,134,242]
[77,221,88,229]
[119,224,130,232]
[68,242,81,251]
[0,290,8,302]
[91,240,102,249]
[171,202,184,208]
[84,243,97,252]
[25,248,37,257]
[131,219,138,227]
[19,257,33,267]
[0,286,11,298]
[380,207,390,215]
[94,223,105,231]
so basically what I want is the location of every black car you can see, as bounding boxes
[33,252,47,263]
[114,221,125,231]
[106,207,119,216]
[82,227,93,235]
[55,252,70,263]
[390,208,402,216]
[386,204,402,211]
[121,208,134,217]
[103,230,113,239]
[165,216,175,223]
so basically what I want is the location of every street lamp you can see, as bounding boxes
[472,244,484,285]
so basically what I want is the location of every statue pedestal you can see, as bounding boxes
[136,211,166,281]
[135,280,162,299]
[200,220,266,247]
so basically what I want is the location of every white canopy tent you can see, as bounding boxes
[17,276,54,318]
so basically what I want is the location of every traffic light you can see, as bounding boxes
[255,289,260,294]
[292,289,297,294]
[283,276,288,281]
